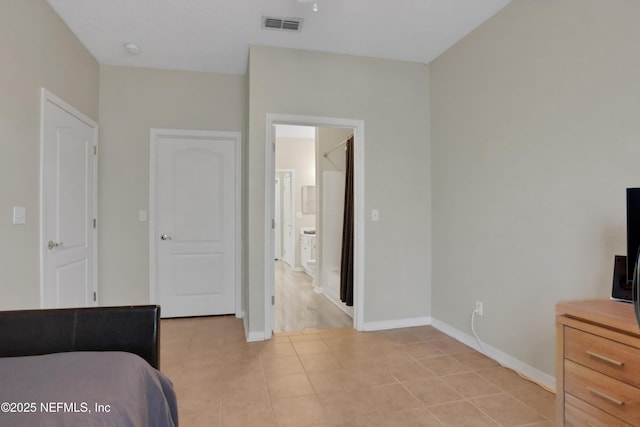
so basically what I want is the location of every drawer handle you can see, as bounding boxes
[585,350,625,367]
[587,386,625,406]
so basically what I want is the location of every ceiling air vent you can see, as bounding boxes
[262,16,303,32]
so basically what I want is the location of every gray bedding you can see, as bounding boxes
[0,351,178,427]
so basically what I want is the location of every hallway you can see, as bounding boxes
[274,261,352,333]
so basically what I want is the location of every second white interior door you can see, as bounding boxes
[41,89,97,309]
[282,172,295,268]
[154,130,238,318]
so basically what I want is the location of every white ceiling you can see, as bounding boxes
[46,0,511,75]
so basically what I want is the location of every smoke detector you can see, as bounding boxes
[297,0,319,12]
[123,43,141,55]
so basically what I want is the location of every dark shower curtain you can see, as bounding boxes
[340,136,354,306]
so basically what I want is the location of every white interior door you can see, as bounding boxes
[282,172,295,267]
[274,176,282,259]
[41,89,97,308]
[151,129,239,318]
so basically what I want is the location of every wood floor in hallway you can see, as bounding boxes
[274,261,353,333]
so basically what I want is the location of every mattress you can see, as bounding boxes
[0,351,178,427]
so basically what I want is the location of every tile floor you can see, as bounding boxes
[160,316,556,427]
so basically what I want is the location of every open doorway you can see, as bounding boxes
[264,114,365,338]
[273,125,353,332]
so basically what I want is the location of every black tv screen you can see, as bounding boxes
[627,188,640,285]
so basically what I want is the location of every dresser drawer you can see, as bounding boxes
[565,326,640,387]
[565,359,640,424]
[565,394,632,426]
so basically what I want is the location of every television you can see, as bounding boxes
[627,188,640,326]
[628,188,640,287]
[611,189,640,302]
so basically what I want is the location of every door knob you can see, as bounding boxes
[161,234,172,241]
[48,240,64,250]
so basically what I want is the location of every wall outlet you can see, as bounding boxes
[475,301,484,316]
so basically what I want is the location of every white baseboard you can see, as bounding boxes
[361,316,431,331]
[243,317,266,342]
[321,290,354,318]
[246,330,266,342]
[430,318,555,392]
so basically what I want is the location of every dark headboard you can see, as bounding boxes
[0,305,160,369]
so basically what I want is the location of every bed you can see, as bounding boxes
[0,305,178,427]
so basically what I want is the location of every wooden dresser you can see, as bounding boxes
[557,299,640,426]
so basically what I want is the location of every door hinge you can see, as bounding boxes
[273,142,276,152]
[93,291,97,302]
[93,218,97,229]
[94,145,97,156]
[272,219,275,229]
[272,295,275,305]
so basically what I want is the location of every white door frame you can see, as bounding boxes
[265,114,365,338]
[149,128,242,316]
[39,88,98,308]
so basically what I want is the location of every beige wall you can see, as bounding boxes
[98,65,245,305]
[431,0,640,376]
[0,0,99,309]
[247,45,431,335]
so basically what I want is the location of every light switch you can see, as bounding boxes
[13,206,26,225]
[139,210,147,222]
[371,209,379,222]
